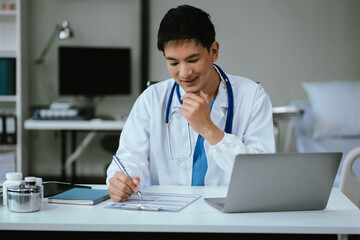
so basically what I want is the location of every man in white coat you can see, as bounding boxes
[107,4,275,202]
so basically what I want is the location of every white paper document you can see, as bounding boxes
[105,192,201,212]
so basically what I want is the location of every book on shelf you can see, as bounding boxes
[0,58,16,96]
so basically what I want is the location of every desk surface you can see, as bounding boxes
[1,185,360,234]
[24,119,125,130]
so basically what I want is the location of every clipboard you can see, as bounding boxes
[105,192,201,212]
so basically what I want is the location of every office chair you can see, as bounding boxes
[339,146,360,208]
[100,134,119,153]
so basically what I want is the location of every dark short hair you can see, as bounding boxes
[157,5,216,52]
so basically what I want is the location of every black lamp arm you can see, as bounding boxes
[34,24,61,64]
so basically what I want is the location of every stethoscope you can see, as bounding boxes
[165,64,234,161]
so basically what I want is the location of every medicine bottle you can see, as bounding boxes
[25,176,36,186]
[35,177,44,200]
[2,172,23,206]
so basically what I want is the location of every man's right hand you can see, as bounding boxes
[108,172,140,202]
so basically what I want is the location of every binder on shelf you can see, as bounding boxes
[0,114,5,144]
[4,114,16,144]
[0,58,16,96]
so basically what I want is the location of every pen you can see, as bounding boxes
[121,204,160,211]
[112,155,143,198]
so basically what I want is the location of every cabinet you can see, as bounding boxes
[0,0,27,176]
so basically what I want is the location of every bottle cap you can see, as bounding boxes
[25,176,37,184]
[36,177,43,185]
[6,172,22,180]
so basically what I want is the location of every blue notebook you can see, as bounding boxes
[48,188,110,205]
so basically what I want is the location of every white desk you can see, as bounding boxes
[24,119,125,131]
[24,119,125,181]
[1,185,360,238]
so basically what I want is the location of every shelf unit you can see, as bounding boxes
[0,0,27,175]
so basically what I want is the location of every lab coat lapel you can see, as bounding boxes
[168,85,182,116]
[166,87,194,162]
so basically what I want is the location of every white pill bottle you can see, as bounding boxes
[3,172,23,206]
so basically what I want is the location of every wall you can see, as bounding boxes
[26,0,141,180]
[148,0,360,106]
[26,0,360,181]
[148,0,360,153]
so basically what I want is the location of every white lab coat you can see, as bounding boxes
[106,73,275,189]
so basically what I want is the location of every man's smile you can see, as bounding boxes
[181,76,199,86]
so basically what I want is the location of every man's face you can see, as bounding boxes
[163,40,219,94]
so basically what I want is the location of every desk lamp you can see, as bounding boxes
[34,20,74,64]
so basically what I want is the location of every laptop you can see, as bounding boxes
[205,152,342,213]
